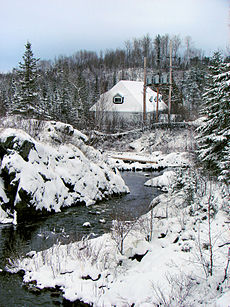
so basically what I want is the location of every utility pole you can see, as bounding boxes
[168,40,172,123]
[143,57,147,123]
[156,87,159,122]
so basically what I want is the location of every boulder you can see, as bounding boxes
[0,122,129,223]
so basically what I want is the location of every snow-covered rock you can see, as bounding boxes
[0,122,129,223]
[144,170,176,190]
[0,177,12,223]
[0,206,13,224]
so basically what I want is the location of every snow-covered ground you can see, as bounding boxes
[144,170,176,192]
[106,151,190,171]
[7,175,229,306]
[1,117,229,306]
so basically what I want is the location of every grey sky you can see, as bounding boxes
[0,0,229,72]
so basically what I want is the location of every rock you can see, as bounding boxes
[62,298,92,307]
[181,242,191,252]
[0,122,129,223]
[162,186,168,192]
[16,269,25,277]
[82,273,101,281]
[173,236,180,243]
[83,222,91,228]
[129,250,149,262]
[0,144,7,159]
[158,232,167,238]
[2,136,35,162]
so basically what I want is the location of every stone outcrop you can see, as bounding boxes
[0,121,129,222]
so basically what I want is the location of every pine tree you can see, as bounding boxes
[10,42,40,118]
[52,71,79,127]
[74,71,89,127]
[182,65,205,116]
[215,61,230,183]
[219,141,230,183]
[197,52,230,183]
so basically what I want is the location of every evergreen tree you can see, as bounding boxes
[182,65,205,117]
[219,141,230,183]
[10,42,40,118]
[74,71,89,127]
[215,61,230,183]
[197,52,230,183]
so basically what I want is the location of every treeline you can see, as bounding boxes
[0,34,228,130]
[44,33,206,70]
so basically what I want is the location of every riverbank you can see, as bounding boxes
[1,117,229,306]
[0,171,162,306]
[6,169,229,306]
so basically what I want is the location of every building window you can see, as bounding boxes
[113,94,124,104]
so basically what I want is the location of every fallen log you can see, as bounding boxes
[110,156,158,164]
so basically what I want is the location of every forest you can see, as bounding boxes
[1,33,227,130]
[0,33,229,184]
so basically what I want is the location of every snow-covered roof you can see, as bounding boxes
[90,80,167,113]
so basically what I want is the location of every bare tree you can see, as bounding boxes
[111,219,132,255]
[207,180,214,276]
[184,35,193,66]
[111,213,139,255]
[171,34,181,59]
[152,272,196,307]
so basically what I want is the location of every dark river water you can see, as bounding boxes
[0,171,162,307]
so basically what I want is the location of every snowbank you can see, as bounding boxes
[214,291,230,307]
[7,182,229,306]
[0,120,129,223]
[107,151,190,171]
[144,170,176,191]
[129,127,197,153]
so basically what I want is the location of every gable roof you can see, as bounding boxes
[90,80,167,113]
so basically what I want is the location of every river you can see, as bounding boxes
[0,170,163,307]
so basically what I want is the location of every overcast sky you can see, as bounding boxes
[0,0,229,72]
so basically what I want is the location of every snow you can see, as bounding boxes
[7,203,230,306]
[214,291,230,307]
[144,170,176,190]
[12,210,17,225]
[107,151,190,171]
[7,185,229,306]
[0,119,129,223]
[0,177,12,223]
[1,117,229,306]
[0,206,13,224]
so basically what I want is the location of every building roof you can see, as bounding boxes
[90,80,167,113]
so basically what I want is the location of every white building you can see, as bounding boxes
[90,80,168,127]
